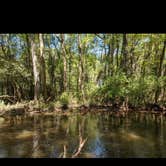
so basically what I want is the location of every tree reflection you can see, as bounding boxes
[32,115,43,157]
[59,116,88,158]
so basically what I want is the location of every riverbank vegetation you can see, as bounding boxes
[0,34,166,114]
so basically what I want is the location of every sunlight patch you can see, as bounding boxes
[16,130,34,139]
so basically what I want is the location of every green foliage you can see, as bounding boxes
[91,72,128,104]
[126,75,165,105]
[0,34,166,108]
[59,92,69,106]
[0,100,5,107]
[47,102,55,111]
[91,72,166,107]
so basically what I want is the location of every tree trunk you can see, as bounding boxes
[25,34,34,100]
[68,48,72,91]
[39,34,46,101]
[158,40,166,77]
[120,34,128,74]
[116,35,119,71]
[155,40,166,103]
[49,50,56,99]
[103,44,108,79]
[109,35,115,76]
[60,34,67,92]
[77,35,85,103]
[29,34,40,101]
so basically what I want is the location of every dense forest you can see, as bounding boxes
[0,34,166,111]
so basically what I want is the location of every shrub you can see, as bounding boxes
[59,92,69,108]
[0,100,5,107]
[91,72,165,107]
[91,72,128,104]
[48,102,55,112]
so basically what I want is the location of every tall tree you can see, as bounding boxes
[56,34,67,93]
[120,34,128,74]
[77,34,85,103]
[39,34,46,101]
[29,34,40,101]
[155,38,166,103]
[158,39,166,77]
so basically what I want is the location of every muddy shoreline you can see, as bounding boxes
[0,102,166,118]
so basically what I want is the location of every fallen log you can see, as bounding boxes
[0,95,16,103]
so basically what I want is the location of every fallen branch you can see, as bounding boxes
[0,95,16,99]
[0,95,16,103]
[46,96,52,102]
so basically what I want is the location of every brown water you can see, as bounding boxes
[0,111,166,158]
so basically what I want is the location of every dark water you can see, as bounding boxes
[0,111,166,158]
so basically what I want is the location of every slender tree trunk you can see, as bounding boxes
[120,34,128,74]
[104,45,107,79]
[129,37,138,76]
[116,35,119,71]
[60,34,67,92]
[1,82,3,95]
[109,35,115,76]
[49,51,56,99]
[158,40,166,77]
[39,34,46,101]
[155,40,166,103]
[25,35,34,99]
[77,34,85,103]
[68,49,72,91]
[29,34,40,101]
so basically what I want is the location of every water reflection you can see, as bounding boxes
[0,112,166,157]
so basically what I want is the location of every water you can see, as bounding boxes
[0,111,166,158]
